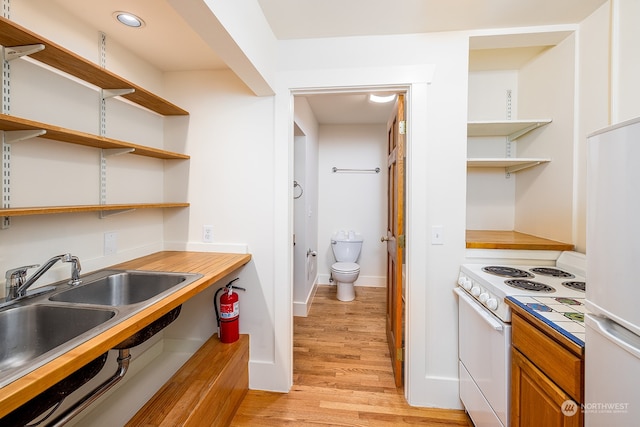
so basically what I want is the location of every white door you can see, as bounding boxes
[585,314,640,426]
[587,117,640,333]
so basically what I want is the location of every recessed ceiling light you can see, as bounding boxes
[368,94,396,104]
[113,11,145,28]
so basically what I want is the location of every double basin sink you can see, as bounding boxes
[0,269,202,388]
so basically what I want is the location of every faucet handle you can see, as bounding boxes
[5,265,39,281]
[68,256,82,285]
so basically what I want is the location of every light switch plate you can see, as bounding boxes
[431,225,444,245]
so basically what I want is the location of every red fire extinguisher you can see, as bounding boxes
[214,278,246,343]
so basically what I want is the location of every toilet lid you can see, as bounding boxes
[332,262,360,272]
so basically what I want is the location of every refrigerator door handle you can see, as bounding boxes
[586,314,640,359]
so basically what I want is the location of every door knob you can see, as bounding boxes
[381,235,390,242]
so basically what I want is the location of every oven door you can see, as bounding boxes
[455,288,511,427]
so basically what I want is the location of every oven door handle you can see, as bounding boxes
[454,287,503,331]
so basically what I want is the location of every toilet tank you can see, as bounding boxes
[331,231,363,262]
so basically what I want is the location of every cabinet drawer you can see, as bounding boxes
[512,313,583,402]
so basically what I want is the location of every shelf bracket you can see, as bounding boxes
[507,122,545,142]
[101,88,135,99]
[505,161,545,175]
[2,44,45,62]
[99,208,136,219]
[102,148,135,157]
[4,129,46,143]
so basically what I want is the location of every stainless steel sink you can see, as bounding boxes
[0,305,115,376]
[0,268,202,389]
[49,270,201,306]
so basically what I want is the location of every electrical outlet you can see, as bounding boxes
[104,231,118,255]
[203,225,214,243]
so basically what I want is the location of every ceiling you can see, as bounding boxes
[257,0,607,40]
[302,92,400,125]
[48,0,608,124]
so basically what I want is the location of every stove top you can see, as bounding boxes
[458,251,586,322]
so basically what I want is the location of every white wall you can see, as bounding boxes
[162,69,283,390]
[317,124,387,286]
[612,0,640,122]
[516,34,576,243]
[293,96,320,316]
[276,31,469,408]
[467,70,519,230]
[575,3,611,253]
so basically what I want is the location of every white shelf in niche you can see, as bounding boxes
[467,158,551,174]
[467,119,552,140]
[467,119,552,174]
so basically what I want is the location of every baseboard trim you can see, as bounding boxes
[293,280,318,317]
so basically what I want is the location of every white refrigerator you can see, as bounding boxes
[586,116,640,426]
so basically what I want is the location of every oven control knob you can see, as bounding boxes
[470,286,481,297]
[461,277,473,290]
[479,292,489,303]
[485,298,499,311]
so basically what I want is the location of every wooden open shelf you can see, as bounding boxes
[0,203,189,217]
[0,114,189,160]
[0,18,190,223]
[0,16,188,116]
[466,230,574,250]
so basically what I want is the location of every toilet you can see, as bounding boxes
[330,230,363,301]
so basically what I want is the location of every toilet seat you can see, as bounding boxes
[331,262,359,273]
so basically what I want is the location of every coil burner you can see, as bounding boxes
[504,279,555,293]
[562,281,586,292]
[530,267,575,278]
[482,266,534,278]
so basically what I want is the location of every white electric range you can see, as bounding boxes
[455,251,586,427]
[458,251,586,322]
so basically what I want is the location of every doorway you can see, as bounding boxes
[292,88,407,386]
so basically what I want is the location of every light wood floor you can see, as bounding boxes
[231,285,473,426]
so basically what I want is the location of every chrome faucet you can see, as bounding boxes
[4,253,82,301]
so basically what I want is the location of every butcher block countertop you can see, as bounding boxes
[0,251,251,418]
[466,230,574,250]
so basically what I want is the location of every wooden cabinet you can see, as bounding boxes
[0,16,189,220]
[510,312,584,427]
[511,348,580,427]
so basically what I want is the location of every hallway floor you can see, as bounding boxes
[230,285,473,426]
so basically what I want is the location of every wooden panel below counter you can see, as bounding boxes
[466,230,574,250]
[0,251,251,419]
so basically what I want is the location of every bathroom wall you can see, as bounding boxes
[293,97,320,316]
[317,124,387,287]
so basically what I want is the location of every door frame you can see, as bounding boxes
[289,84,411,389]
